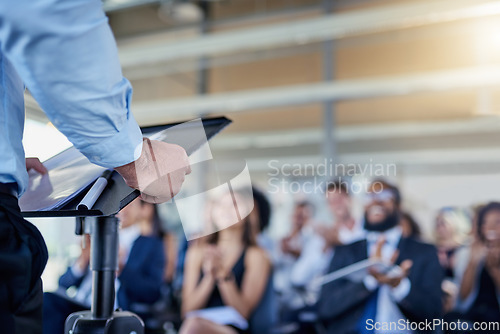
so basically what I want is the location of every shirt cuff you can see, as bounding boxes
[79,112,143,168]
[391,277,411,302]
[363,275,379,291]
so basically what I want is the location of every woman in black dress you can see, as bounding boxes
[180,191,271,334]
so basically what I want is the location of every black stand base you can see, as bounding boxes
[65,310,144,334]
[65,216,145,334]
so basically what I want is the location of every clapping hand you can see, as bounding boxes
[202,245,223,279]
[368,237,413,288]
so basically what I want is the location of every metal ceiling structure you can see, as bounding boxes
[25,0,500,178]
[129,65,500,122]
[117,0,500,67]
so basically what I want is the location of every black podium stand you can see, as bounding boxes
[64,216,144,334]
[21,117,231,334]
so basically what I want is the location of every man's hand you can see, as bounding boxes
[115,138,191,204]
[26,157,48,174]
[369,260,413,288]
[368,237,413,288]
[281,237,301,258]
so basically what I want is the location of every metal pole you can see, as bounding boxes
[322,0,337,172]
[198,1,210,96]
[90,216,119,319]
[65,216,144,333]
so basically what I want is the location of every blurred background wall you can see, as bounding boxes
[22,0,500,289]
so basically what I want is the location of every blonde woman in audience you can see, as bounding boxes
[434,207,471,314]
[435,207,471,280]
[179,191,271,334]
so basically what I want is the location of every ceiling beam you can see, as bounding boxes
[130,65,500,123]
[26,65,500,124]
[118,0,500,68]
[209,116,500,150]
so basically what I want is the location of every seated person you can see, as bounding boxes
[179,191,271,334]
[274,201,315,294]
[158,203,185,285]
[290,180,364,290]
[249,187,273,255]
[280,201,314,258]
[43,199,165,334]
[116,198,165,312]
[317,180,443,334]
[434,207,471,314]
[435,207,471,280]
[445,202,500,333]
[400,212,421,239]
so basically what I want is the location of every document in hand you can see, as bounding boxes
[312,258,403,287]
[186,306,248,330]
[19,117,230,212]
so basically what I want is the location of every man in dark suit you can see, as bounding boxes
[318,180,443,334]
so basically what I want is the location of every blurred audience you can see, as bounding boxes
[433,207,471,314]
[444,202,500,333]
[115,198,165,311]
[157,203,186,291]
[274,201,315,294]
[400,211,421,239]
[435,207,471,280]
[280,201,314,259]
[180,191,271,334]
[42,199,165,334]
[43,178,500,334]
[289,181,363,289]
[43,234,93,334]
[320,180,364,247]
[317,179,443,334]
[250,187,273,255]
[274,180,363,327]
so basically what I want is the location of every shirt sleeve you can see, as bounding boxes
[363,274,379,291]
[0,0,143,168]
[455,260,482,313]
[290,234,328,287]
[390,277,411,302]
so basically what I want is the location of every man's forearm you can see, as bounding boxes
[0,0,143,168]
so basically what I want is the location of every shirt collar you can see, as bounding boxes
[366,226,402,247]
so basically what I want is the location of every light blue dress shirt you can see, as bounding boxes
[0,0,143,196]
[364,227,412,333]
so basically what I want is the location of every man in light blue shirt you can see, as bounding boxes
[0,0,191,332]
